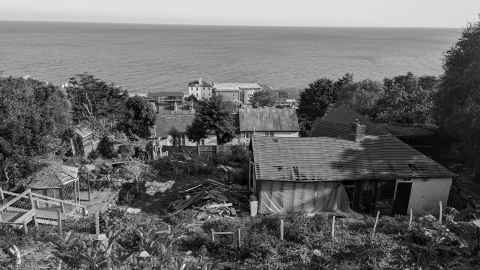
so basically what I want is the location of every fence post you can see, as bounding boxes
[237,228,241,248]
[280,219,284,241]
[0,186,4,202]
[408,208,413,230]
[95,211,100,238]
[23,221,28,234]
[371,211,380,239]
[57,209,63,235]
[331,216,336,241]
[210,230,215,242]
[438,201,443,224]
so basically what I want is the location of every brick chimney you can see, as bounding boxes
[353,119,366,142]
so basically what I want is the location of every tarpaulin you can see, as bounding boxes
[258,181,352,214]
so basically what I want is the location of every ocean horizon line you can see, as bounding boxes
[0,19,462,30]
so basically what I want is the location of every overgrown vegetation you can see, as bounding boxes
[0,77,71,184]
[186,95,235,145]
[297,72,438,135]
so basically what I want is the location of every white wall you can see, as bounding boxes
[408,178,452,215]
[274,131,299,138]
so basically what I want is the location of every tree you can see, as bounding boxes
[435,20,480,178]
[0,77,71,183]
[297,78,337,135]
[118,96,156,139]
[186,118,208,144]
[186,96,235,145]
[250,90,276,108]
[372,73,436,125]
[65,73,128,129]
[97,136,116,159]
[168,127,183,146]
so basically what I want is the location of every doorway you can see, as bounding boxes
[393,181,412,215]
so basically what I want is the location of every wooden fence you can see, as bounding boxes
[162,145,244,159]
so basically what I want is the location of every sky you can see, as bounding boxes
[1,0,479,28]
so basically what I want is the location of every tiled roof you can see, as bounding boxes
[252,135,454,182]
[239,108,299,132]
[155,112,195,137]
[188,80,212,87]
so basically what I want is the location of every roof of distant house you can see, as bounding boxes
[28,162,78,189]
[213,82,263,92]
[188,80,212,88]
[239,108,299,132]
[252,135,454,182]
[147,91,184,98]
[155,112,195,138]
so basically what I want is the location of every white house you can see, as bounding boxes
[187,78,213,100]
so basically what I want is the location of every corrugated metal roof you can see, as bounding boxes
[155,112,195,138]
[252,135,454,182]
[239,108,299,132]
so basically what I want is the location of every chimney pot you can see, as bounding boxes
[353,119,366,142]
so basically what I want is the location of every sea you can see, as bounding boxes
[0,21,462,94]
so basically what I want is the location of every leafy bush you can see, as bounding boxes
[97,136,116,159]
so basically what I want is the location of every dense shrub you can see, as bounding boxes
[97,136,116,159]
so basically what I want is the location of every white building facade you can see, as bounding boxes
[187,79,213,100]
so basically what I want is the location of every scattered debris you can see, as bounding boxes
[126,207,142,214]
[167,178,246,220]
[145,180,175,195]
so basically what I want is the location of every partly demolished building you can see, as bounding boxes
[251,122,454,215]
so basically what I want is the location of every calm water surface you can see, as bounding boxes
[0,21,461,93]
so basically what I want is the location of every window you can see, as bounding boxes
[265,132,274,137]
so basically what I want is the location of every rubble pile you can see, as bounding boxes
[145,180,175,196]
[168,179,246,220]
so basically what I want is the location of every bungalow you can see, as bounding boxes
[251,124,454,215]
[239,108,299,143]
[155,112,218,146]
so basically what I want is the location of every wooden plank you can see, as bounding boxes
[36,219,58,226]
[0,189,31,212]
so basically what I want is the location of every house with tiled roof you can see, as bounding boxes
[251,123,454,215]
[155,112,218,146]
[239,108,299,143]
